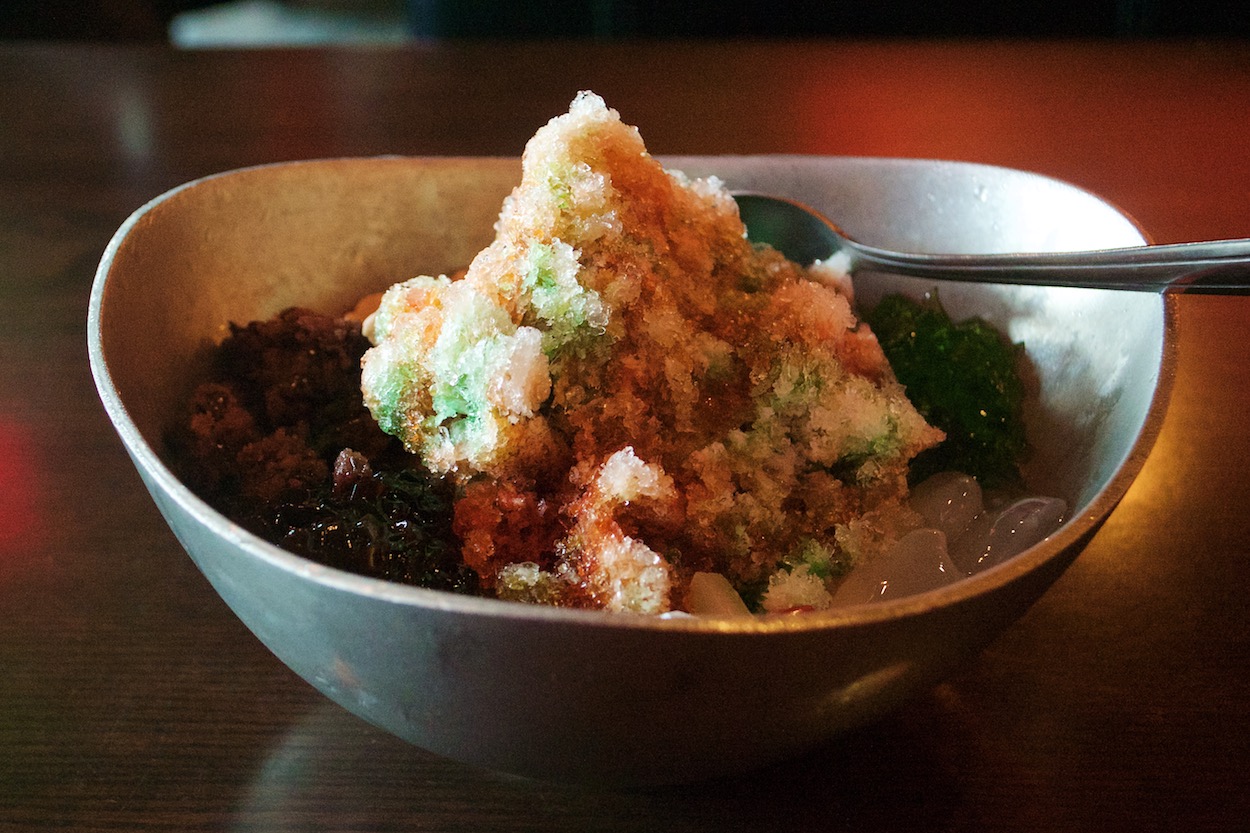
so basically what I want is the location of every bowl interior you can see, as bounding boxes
[91,155,1171,606]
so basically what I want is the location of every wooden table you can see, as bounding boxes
[3,39,1249,831]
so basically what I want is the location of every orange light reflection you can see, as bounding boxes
[0,417,43,566]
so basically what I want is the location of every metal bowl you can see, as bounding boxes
[88,155,1173,785]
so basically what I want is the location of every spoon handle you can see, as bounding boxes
[847,237,1250,293]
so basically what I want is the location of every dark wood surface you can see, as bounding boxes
[3,39,1250,832]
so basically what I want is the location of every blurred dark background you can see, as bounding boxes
[0,0,1248,43]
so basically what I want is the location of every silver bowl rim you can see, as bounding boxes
[86,154,1178,635]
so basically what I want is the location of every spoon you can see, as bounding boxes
[733,192,1250,294]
